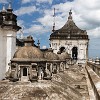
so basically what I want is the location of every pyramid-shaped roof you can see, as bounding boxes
[50,10,88,40]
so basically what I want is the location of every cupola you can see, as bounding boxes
[24,35,35,46]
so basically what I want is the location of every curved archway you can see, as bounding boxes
[60,62,64,72]
[59,47,65,53]
[52,63,57,74]
[72,47,78,60]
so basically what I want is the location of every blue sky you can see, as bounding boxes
[0,0,100,58]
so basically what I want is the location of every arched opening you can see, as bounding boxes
[60,62,64,72]
[60,47,65,53]
[52,64,57,74]
[23,68,27,76]
[72,47,78,60]
[38,66,44,80]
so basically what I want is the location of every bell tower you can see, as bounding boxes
[0,3,21,80]
[50,10,89,64]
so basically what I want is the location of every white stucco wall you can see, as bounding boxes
[0,28,16,80]
[6,30,16,71]
[50,39,89,63]
[0,29,6,79]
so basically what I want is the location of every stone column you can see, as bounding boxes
[50,63,53,76]
[38,66,44,80]
[57,63,60,73]
[38,67,41,80]
[64,63,65,72]
[59,62,64,72]
[66,62,69,69]
[14,64,18,79]
[45,63,48,72]
[18,65,21,81]
[29,65,32,80]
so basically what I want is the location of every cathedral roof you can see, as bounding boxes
[13,37,60,62]
[13,36,71,62]
[13,47,60,62]
[50,10,88,40]
[0,70,82,100]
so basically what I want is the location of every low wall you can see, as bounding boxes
[87,62,100,77]
[86,65,100,100]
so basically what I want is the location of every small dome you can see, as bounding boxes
[14,46,43,59]
[44,51,59,60]
[58,52,70,60]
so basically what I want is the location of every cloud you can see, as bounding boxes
[19,0,100,38]
[88,27,100,37]
[37,0,100,37]
[0,0,7,3]
[75,0,100,10]
[24,24,49,35]
[37,0,53,4]
[14,6,37,16]
[17,20,25,27]
[22,0,32,4]
[21,0,53,4]
[42,45,47,49]
[37,14,53,27]
[17,20,25,36]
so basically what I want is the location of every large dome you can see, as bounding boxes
[44,51,59,60]
[14,46,43,59]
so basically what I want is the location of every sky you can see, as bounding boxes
[0,0,100,58]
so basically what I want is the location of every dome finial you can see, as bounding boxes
[69,9,72,15]
[24,35,34,46]
[2,4,6,12]
[8,1,12,9]
[68,9,72,20]
[52,8,56,32]
[7,0,13,12]
[37,40,40,49]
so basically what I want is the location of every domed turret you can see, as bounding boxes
[0,3,21,31]
[14,36,43,59]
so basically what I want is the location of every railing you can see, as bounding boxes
[86,63,100,100]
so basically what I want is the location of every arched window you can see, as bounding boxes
[72,47,78,60]
[23,68,27,76]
